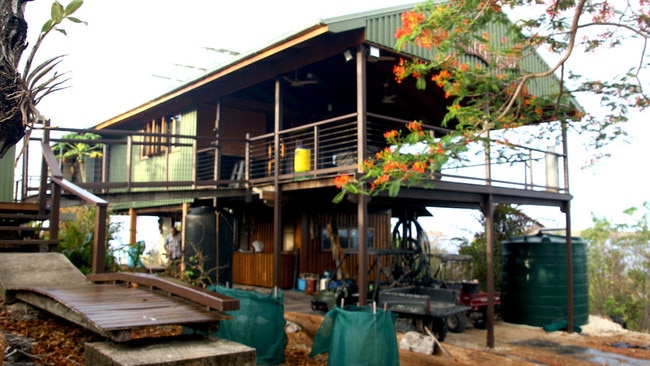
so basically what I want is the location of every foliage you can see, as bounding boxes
[58,205,120,274]
[457,203,542,291]
[0,0,85,158]
[333,120,468,202]
[581,202,650,332]
[335,0,650,200]
[22,0,86,113]
[52,132,103,182]
[161,242,215,288]
[394,0,648,151]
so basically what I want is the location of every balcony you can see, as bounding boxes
[15,113,568,206]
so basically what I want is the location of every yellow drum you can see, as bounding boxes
[294,147,311,173]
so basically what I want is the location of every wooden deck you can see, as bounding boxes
[0,253,239,342]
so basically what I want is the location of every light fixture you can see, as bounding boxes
[343,50,353,62]
[369,46,381,58]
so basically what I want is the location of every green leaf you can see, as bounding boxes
[332,191,346,204]
[388,179,401,197]
[66,17,87,25]
[346,184,359,194]
[416,77,427,90]
[51,1,64,23]
[64,0,83,15]
[41,19,54,33]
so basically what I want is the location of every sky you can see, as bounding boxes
[19,0,650,245]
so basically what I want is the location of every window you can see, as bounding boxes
[140,114,181,158]
[321,227,374,251]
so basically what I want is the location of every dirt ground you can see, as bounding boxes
[3,300,650,365]
[285,313,650,366]
[425,316,650,366]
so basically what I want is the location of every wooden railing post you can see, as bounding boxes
[39,120,51,215]
[93,202,109,274]
[49,181,61,251]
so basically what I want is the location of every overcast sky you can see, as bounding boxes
[20,0,650,238]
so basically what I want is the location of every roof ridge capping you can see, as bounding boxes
[323,3,418,33]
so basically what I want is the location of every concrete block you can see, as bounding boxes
[85,337,256,366]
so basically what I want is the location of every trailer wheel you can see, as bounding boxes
[473,308,488,329]
[446,313,467,333]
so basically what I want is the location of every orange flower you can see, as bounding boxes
[435,142,444,154]
[362,159,374,171]
[372,174,390,187]
[412,161,427,173]
[393,59,407,83]
[376,147,391,160]
[383,130,398,139]
[334,174,352,189]
[383,160,400,173]
[407,121,422,132]
[431,69,451,87]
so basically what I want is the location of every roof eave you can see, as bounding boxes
[95,23,331,130]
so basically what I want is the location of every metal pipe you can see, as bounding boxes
[356,44,368,306]
[273,76,283,289]
[126,136,132,192]
[483,194,495,348]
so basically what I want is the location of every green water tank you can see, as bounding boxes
[501,232,589,327]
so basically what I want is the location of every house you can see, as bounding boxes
[37,4,576,303]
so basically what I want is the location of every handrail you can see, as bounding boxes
[20,111,568,210]
[41,142,109,274]
[87,272,240,311]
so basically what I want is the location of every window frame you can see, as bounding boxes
[321,227,374,251]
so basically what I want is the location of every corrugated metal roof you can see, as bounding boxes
[95,3,580,128]
[324,3,580,113]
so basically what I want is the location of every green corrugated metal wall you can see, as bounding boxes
[0,146,15,201]
[329,3,576,108]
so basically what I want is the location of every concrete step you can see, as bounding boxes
[85,337,256,366]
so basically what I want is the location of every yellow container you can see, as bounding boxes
[294,147,311,173]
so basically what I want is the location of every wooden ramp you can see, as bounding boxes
[0,253,239,342]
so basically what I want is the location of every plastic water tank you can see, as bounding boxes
[501,232,589,327]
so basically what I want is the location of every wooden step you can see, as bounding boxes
[0,226,49,232]
[0,239,58,245]
[0,213,50,221]
[0,202,41,213]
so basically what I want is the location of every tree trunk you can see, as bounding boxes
[0,0,29,158]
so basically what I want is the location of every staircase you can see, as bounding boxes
[1,128,109,274]
[0,202,58,251]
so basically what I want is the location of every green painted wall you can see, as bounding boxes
[107,105,197,192]
[0,146,15,201]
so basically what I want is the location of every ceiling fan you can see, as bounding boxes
[368,55,396,63]
[382,80,396,104]
[283,71,318,87]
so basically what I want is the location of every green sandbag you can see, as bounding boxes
[310,305,399,366]
[542,319,582,333]
[208,286,287,365]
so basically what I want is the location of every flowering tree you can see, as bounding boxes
[334,0,649,201]
[333,120,468,203]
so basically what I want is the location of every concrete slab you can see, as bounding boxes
[85,337,256,366]
[0,253,87,301]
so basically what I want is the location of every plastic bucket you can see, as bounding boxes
[306,278,317,293]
